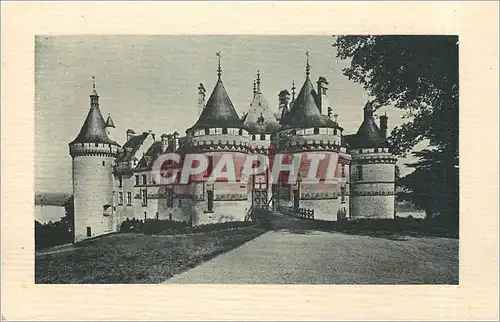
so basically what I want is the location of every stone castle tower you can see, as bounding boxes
[69,78,120,242]
[345,101,397,219]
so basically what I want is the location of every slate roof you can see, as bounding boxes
[188,79,244,131]
[105,114,115,128]
[280,77,336,129]
[70,106,120,146]
[243,85,280,134]
[116,132,150,162]
[344,102,388,149]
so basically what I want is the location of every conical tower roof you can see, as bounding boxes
[345,101,388,149]
[189,79,243,130]
[70,84,119,146]
[280,77,335,129]
[243,71,279,134]
[70,107,119,146]
[105,114,115,128]
[188,52,244,131]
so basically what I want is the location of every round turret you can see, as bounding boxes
[69,78,120,242]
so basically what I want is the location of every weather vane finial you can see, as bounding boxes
[305,51,311,76]
[256,69,261,92]
[92,75,96,89]
[292,80,296,100]
[216,52,222,79]
[253,80,256,94]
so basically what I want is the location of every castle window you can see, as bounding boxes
[141,189,148,207]
[359,149,363,154]
[102,161,106,166]
[178,199,182,207]
[118,176,123,188]
[95,143,99,147]
[341,164,345,178]
[86,227,91,237]
[374,148,379,153]
[118,192,123,205]
[127,192,132,206]
[341,186,346,203]
[238,129,243,135]
[135,175,139,186]
[142,174,147,185]
[334,129,338,135]
[222,128,228,134]
[204,128,210,135]
[356,165,363,181]
[252,135,256,140]
[260,134,266,140]
[292,130,297,135]
[313,128,319,134]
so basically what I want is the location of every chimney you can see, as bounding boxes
[172,131,180,152]
[380,113,388,138]
[126,129,135,141]
[161,134,169,152]
[316,76,329,115]
[198,83,206,116]
[278,90,291,120]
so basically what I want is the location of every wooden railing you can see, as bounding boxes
[244,206,253,222]
[278,205,315,220]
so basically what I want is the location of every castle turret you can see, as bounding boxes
[69,76,120,242]
[345,101,397,219]
[274,52,349,221]
[105,113,116,142]
[185,52,250,225]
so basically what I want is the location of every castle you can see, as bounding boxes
[69,54,398,242]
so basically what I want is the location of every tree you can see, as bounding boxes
[333,36,459,222]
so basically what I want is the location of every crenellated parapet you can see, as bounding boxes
[69,142,119,158]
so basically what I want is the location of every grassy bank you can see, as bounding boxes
[35,227,265,284]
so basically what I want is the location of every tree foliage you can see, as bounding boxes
[333,36,459,222]
[333,35,458,156]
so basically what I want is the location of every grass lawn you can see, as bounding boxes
[35,227,266,284]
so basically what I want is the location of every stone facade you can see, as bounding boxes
[69,61,398,243]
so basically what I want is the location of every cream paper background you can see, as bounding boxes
[1,2,498,320]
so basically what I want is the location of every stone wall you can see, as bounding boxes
[73,155,116,242]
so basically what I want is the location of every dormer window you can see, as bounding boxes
[252,135,256,140]
[222,128,228,134]
[204,128,210,135]
[238,129,243,135]
[260,134,266,140]
[313,128,319,134]
[142,174,147,185]
[95,143,99,147]
[334,129,338,135]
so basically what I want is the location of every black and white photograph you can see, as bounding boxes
[34,35,460,285]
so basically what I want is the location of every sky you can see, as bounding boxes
[35,35,418,193]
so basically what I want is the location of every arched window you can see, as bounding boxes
[102,161,105,166]
[252,135,256,140]
[238,129,243,135]
[334,129,337,135]
[204,128,210,135]
[359,149,363,154]
[260,134,266,140]
[374,148,379,153]
[313,128,319,134]
[222,128,228,134]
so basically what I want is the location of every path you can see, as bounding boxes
[165,213,458,284]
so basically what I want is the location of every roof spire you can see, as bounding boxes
[291,80,296,100]
[256,69,261,93]
[305,51,311,77]
[216,51,222,80]
[90,75,99,107]
[253,80,257,95]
